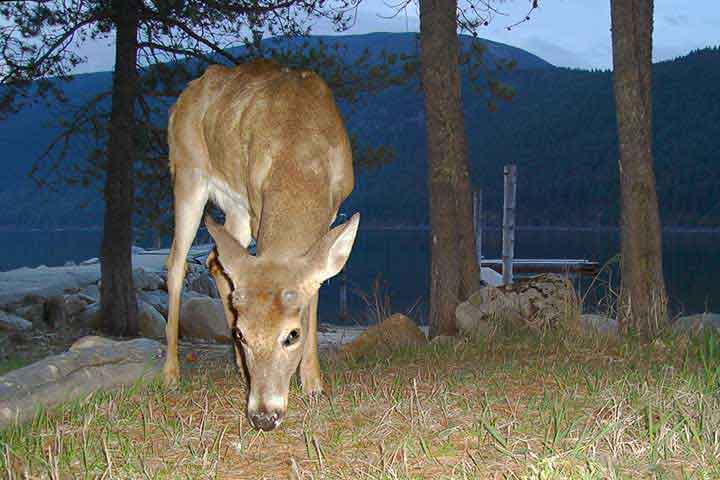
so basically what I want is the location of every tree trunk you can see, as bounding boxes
[100,0,140,336]
[419,0,479,338]
[610,0,667,336]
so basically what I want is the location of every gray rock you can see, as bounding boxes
[0,311,32,332]
[455,301,495,337]
[456,274,579,335]
[0,337,164,429]
[63,293,92,320]
[79,284,100,302]
[673,313,720,334]
[138,290,169,318]
[78,303,103,330]
[64,261,76,267]
[132,268,165,291]
[579,314,619,336]
[80,257,100,266]
[44,295,67,329]
[189,272,219,298]
[138,301,166,339]
[13,303,45,327]
[180,297,231,343]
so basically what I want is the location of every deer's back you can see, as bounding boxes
[168,60,353,222]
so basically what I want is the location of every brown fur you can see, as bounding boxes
[162,60,358,431]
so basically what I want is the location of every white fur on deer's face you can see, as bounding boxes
[205,214,359,431]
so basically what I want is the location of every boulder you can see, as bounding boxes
[132,267,165,291]
[179,297,231,343]
[63,293,93,320]
[0,337,164,429]
[138,290,169,318]
[456,274,579,335]
[78,284,100,302]
[0,311,32,332]
[138,301,166,339]
[80,257,99,266]
[12,303,45,327]
[188,272,219,298]
[78,303,103,330]
[673,313,720,335]
[339,314,427,359]
[579,314,619,336]
[44,295,67,329]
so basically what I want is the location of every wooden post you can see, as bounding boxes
[339,269,348,322]
[502,165,517,285]
[473,189,482,269]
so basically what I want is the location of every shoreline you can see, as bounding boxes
[2,224,720,234]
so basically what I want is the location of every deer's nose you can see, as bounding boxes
[249,410,284,431]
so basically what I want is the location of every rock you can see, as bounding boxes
[579,314,619,336]
[456,274,579,335]
[480,267,503,287]
[0,337,164,428]
[64,261,76,267]
[673,313,720,334]
[138,290,169,318]
[78,303,103,330]
[180,297,231,343]
[189,272,219,298]
[430,335,459,346]
[455,301,496,337]
[63,293,92,319]
[0,311,32,332]
[12,303,45,327]
[138,301,166,339]
[43,296,67,329]
[80,257,100,266]
[131,246,146,255]
[339,314,427,359]
[70,336,117,351]
[79,284,100,302]
[133,268,165,291]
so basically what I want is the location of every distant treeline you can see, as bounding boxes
[343,46,720,228]
[1,35,718,230]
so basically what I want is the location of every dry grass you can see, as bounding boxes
[2,327,720,479]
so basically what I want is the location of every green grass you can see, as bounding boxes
[0,358,31,376]
[2,329,720,479]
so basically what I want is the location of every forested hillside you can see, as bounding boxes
[1,34,718,230]
[344,46,720,228]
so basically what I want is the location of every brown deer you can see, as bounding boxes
[164,60,358,431]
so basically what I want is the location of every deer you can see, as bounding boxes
[163,60,358,431]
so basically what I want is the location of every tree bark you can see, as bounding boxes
[101,0,140,336]
[610,0,667,336]
[419,0,479,338]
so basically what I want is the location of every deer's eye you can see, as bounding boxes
[282,329,301,348]
[233,327,246,345]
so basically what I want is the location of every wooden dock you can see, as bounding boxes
[481,258,600,277]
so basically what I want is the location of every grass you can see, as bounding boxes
[2,326,720,479]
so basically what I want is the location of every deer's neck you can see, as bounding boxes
[255,187,333,259]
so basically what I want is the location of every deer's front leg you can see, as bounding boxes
[207,250,247,376]
[300,291,323,396]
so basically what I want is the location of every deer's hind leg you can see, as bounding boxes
[164,168,209,386]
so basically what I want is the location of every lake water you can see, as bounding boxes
[1,228,718,322]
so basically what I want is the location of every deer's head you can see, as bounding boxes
[204,213,359,431]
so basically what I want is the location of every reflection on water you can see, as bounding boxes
[1,228,718,322]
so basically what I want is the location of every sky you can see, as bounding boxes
[73,0,719,73]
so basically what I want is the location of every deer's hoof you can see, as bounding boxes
[163,362,180,387]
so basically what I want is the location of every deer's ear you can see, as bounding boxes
[204,215,251,278]
[304,213,360,285]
